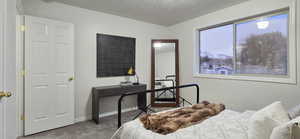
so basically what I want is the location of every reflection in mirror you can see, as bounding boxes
[153,42,177,106]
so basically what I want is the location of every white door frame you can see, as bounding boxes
[0,0,17,138]
[16,15,24,136]
[0,0,4,137]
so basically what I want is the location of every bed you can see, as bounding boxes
[113,84,300,139]
[112,110,254,139]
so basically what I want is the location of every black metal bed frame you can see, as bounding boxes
[117,84,199,128]
[155,79,176,101]
[154,74,176,101]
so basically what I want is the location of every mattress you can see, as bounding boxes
[111,110,255,139]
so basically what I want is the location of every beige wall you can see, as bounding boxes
[168,0,300,111]
[22,0,172,124]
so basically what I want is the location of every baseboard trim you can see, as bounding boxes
[75,107,138,123]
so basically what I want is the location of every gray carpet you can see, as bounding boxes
[18,110,143,139]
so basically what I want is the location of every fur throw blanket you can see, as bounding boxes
[139,101,225,135]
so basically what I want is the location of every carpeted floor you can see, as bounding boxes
[18,110,143,139]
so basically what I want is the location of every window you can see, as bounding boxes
[199,11,289,77]
[200,25,234,75]
[236,14,288,75]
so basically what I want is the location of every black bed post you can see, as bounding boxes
[196,84,199,104]
[118,95,124,128]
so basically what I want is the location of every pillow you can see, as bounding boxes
[288,104,300,119]
[270,122,292,139]
[270,116,300,139]
[248,117,280,139]
[248,102,290,139]
[252,101,290,123]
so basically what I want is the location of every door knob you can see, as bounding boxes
[68,77,74,82]
[0,91,12,98]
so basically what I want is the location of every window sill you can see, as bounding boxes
[193,73,296,84]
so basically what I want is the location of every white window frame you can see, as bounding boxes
[193,7,297,84]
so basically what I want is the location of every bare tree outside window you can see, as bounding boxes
[236,14,288,75]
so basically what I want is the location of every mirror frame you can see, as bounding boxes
[151,39,179,107]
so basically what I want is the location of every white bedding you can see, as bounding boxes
[111,110,255,139]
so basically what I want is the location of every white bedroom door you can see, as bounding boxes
[24,16,74,135]
[0,0,17,138]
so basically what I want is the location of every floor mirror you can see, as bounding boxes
[151,40,179,107]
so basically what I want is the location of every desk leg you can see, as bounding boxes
[137,93,146,110]
[92,93,100,124]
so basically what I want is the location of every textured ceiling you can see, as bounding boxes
[40,0,249,26]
